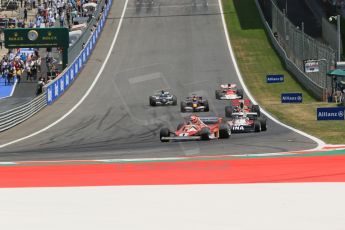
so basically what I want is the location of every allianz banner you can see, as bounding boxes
[266,74,284,83]
[281,93,303,103]
[317,107,345,120]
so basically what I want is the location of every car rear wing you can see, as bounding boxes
[220,84,236,89]
[231,99,251,107]
[232,112,258,117]
[199,117,219,124]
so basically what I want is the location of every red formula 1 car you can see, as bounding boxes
[224,99,261,118]
[160,115,231,142]
[215,83,244,100]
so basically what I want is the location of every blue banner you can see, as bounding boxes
[46,0,112,105]
[70,66,75,82]
[267,74,284,83]
[59,76,65,94]
[83,50,86,63]
[79,55,83,68]
[47,84,54,105]
[74,60,79,74]
[281,93,303,103]
[100,16,104,28]
[317,107,345,120]
[53,81,59,100]
[86,44,90,58]
[64,72,70,89]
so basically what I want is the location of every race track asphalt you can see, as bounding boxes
[0,0,317,161]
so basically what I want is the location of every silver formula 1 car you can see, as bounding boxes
[227,111,267,133]
[225,99,261,118]
[149,90,177,106]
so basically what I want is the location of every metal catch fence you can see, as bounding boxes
[258,0,336,99]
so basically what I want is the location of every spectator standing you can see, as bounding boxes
[20,0,23,7]
[66,5,71,25]
[16,69,21,84]
[28,19,34,28]
[24,8,28,22]
[3,68,8,85]
[36,77,45,95]
[335,89,343,103]
[59,12,64,27]
[31,60,37,80]
[77,0,82,13]
[26,63,32,81]
[7,68,13,85]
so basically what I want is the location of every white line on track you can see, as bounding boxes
[9,79,17,97]
[0,0,130,149]
[216,0,325,149]
[0,79,18,100]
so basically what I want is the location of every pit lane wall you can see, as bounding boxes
[45,0,112,105]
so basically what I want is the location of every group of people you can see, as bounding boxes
[23,0,96,29]
[0,48,57,96]
[6,0,96,30]
[0,49,41,86]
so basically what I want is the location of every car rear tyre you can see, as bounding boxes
[160,128,170,142]
[237,89,244,99]
[225,105,233,118]
[204,100,209,112]
[200,127,210,140]
[172,95,177,105]
[252,104,261,116]
[219,123,231,139]
[260,117,267,131]
[180,101,187,112]
[254,120,261,132]
[215,90,221,99]
[150,96,156,106]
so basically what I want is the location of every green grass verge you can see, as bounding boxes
[222,0,344,144]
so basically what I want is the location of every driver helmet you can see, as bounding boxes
[190,115,198,124]
[240,102,244,109]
